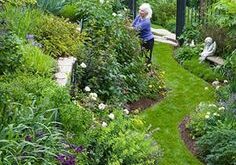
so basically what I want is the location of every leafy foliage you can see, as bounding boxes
[0,0,36,5]
[0,30,22,75]
[1,4,43,39]
[74,1,162,103]
[197,128,236,165]
[36,0,66,14]
[183,58,224,82]
[33,14,83,57]
[20,44,56,77]
[75,110,162,164]
[175,45,201,64]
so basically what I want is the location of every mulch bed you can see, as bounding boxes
[179,116,206,165]
[179,116,199,156]
[125,92,166,112]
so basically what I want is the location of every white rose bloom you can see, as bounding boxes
[108,113,115,120]
[112,13,117,17]
[99,0,104,4]
[212,80,219,86]
[218,107,225,111]
[216,85,220,90]
[123,109,129,115]
[189,40,195,47]
[102,121,108,127]
[98,103,106,110]
[84,86,91,92]
[208,104,217,107]
[223,80,228,83]
[80,62,87,68]
[205,115,210,119]
[89,93,98,101]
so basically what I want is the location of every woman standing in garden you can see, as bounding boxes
[132,3,154,64]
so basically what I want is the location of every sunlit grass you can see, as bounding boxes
[141,43,216,165]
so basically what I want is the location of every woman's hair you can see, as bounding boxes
[139,3,152,19]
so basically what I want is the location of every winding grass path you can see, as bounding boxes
[142,43,216,165]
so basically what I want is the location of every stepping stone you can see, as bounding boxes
[206,56,224,65]
[151,28,176,42]
[154,35,178,47]
[55,57,77,86]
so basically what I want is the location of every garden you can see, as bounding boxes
[0,0,235,165]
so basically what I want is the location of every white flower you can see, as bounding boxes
[206,111,211,115]
[102,121,108,127]
[204,87,209,90]
[98,103,106,110]
[223,80,228,83]
[218,107,225,111]
[212,80,219,86]
[216,85,220,90]
[80,62,87,68]
[123,109,129,115]
[190,40,195,47]
[208,104,217,107]
[99,0,104,4]
[89,92,98,101]
[213,112,220,116]
[84,86,91,92]
[108,113,115,120]
[205,115,210,119]
[76,26,81,32]
[112,13,117,17]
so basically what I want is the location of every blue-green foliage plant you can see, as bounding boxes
[36,0,66,14]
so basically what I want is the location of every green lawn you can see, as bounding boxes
[142,43,216,165]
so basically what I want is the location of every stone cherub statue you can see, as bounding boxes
[199,37,216,62]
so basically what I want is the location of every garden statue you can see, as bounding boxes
[199,37,216,62]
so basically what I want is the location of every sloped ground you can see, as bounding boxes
[141,43,216,165]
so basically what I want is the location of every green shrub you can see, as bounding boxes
[1,4,43,39]
[59,3,78,21]
[60,103,93,140]
[187,102,223,138]
[78,110,162,164]
[175,45,201,64]
[183,58,224,82]
[0,73,71,109]
[197,128,236,165]
[20,44,56,77]
[74,1,162,103]
[0,0,36,6]
[0,31,22,75]
[33,14,83,57]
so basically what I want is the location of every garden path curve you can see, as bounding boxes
[141,42,215,165]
